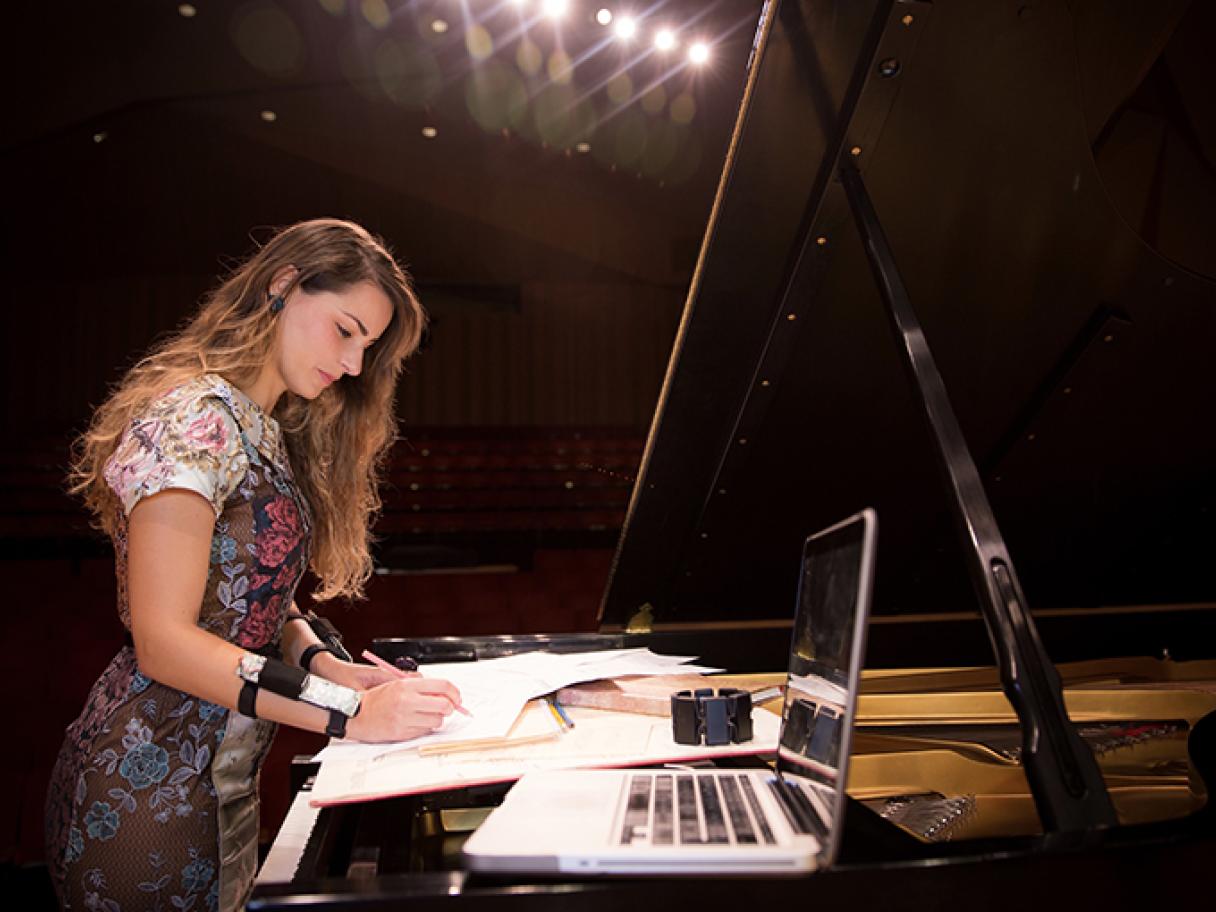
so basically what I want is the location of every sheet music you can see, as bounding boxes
[308,703,781,806]
[314,648,723,763]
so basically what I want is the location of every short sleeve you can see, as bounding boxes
[104,392,248,518]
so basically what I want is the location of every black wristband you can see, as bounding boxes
[299,643,335,673]
[670,688,753,745]
[259,656,308,699]
[238,680,259,719]
[325,708,348,739]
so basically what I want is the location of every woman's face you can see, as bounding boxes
[269,278,395,402]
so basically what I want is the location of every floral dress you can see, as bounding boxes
[45,375,312,912]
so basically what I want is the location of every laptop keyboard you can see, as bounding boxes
[620,773,808,847]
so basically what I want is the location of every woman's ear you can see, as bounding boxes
[268,265,300,300]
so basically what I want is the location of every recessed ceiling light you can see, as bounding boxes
[93,132,108,144]
[541,0,568,20]
[178,4,197,18]
[654,29,676,51]
[260,110,277,122]
[576,141,591,153]
[422,126,438,139]
[595,8,612,26]
[614,17,636,39]
[689,42,709,64]
[431,18,448,34]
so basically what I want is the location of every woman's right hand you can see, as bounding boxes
[344,676,464,743]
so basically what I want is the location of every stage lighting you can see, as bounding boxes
[614,16,637,39]
[541,0,568,19]
[654,29,676,51]
[596,8,613,26]
[688,42,709,64]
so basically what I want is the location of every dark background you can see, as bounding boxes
[1,0,763,874]
[3,0,1215,887]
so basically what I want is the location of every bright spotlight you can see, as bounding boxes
[688,42,709,64]
[541,0,568,19]
[596,8,613,26]
[614,16,636,39]
[654,29,676,51]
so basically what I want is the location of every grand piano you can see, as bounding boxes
[250,0,1216,906]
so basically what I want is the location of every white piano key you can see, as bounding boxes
[256,789,321,885]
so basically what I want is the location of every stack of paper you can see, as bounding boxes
[315,648,723,764]
[309,698,781,806]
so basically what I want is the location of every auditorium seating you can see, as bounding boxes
[1,428,643,864]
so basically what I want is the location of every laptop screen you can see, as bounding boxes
[774,510,876,857]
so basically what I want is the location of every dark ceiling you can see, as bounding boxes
[4,0,764,287]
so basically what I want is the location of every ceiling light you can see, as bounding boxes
[178,4,197,17]
[613,16,636,39]
[431,18,449,33]
[654,29,676,51]
[595,8,612,26]
[260,110,277,122]
[422,126,438,139]
[688,42,709,64]
[541,0,568,19]
[576,141,591,153]
[93,132,108,144]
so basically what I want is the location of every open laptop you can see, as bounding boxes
[463,508,877,874]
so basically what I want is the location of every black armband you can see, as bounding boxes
[235,654,361,718]
[238,680,259,719]
[284,609,352,663]
[299,643,338,672]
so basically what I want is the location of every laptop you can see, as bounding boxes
[463,508,877,875]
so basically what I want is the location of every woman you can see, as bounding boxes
[45,218,460,911]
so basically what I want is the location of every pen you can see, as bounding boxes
[361,649,473,717]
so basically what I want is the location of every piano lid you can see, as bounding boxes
[601,0,1216,628]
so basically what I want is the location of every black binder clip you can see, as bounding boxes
[671,688,754,746]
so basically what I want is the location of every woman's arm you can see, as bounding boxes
[127,489,459,742]
[279,604,402,691]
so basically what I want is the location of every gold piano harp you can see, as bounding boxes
[847,656,1216,841]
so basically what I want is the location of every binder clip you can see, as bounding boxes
[671,688,754,746]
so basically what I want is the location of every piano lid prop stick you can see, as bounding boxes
[360,649,473,717]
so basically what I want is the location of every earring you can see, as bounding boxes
[269,295,285,314]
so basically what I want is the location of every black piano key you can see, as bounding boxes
[677,775,703,844]
[295,804,333,881]
[720,776,758,844]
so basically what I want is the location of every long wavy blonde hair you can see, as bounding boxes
[70,218,426,601]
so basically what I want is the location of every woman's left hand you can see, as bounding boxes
[312,654,417,691]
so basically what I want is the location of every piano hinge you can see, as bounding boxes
[626,603,655,634]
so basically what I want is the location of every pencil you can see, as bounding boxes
[360,649,473,717]
[547,695,575,730]
[418,730,561,756]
